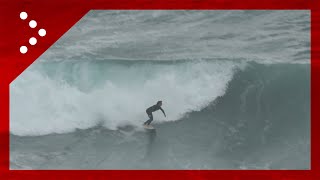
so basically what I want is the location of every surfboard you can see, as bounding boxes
[143,125,155,129]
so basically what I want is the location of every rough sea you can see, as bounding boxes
[10,10,310,169]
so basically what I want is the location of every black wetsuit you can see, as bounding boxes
[144,104,165,125]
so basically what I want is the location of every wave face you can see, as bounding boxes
[181,62,310,169]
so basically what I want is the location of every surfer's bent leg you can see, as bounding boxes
[144,113,153,125]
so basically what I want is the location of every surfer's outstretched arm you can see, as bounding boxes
[160,107,166,117]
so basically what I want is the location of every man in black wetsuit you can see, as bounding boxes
[144,101,166,126]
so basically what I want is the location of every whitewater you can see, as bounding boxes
[10,10,310,169]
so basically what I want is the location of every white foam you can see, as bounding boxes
[10,61,242,136]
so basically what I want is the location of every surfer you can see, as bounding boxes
[143,101,166,126]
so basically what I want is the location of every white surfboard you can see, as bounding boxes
[143,125,155,129]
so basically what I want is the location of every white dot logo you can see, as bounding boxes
[20,12,28,20]
[38,29,46,37]
[29,37,37,45]
[29,20,37,28]
[19,12,47,54]
[20,46,28,54]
